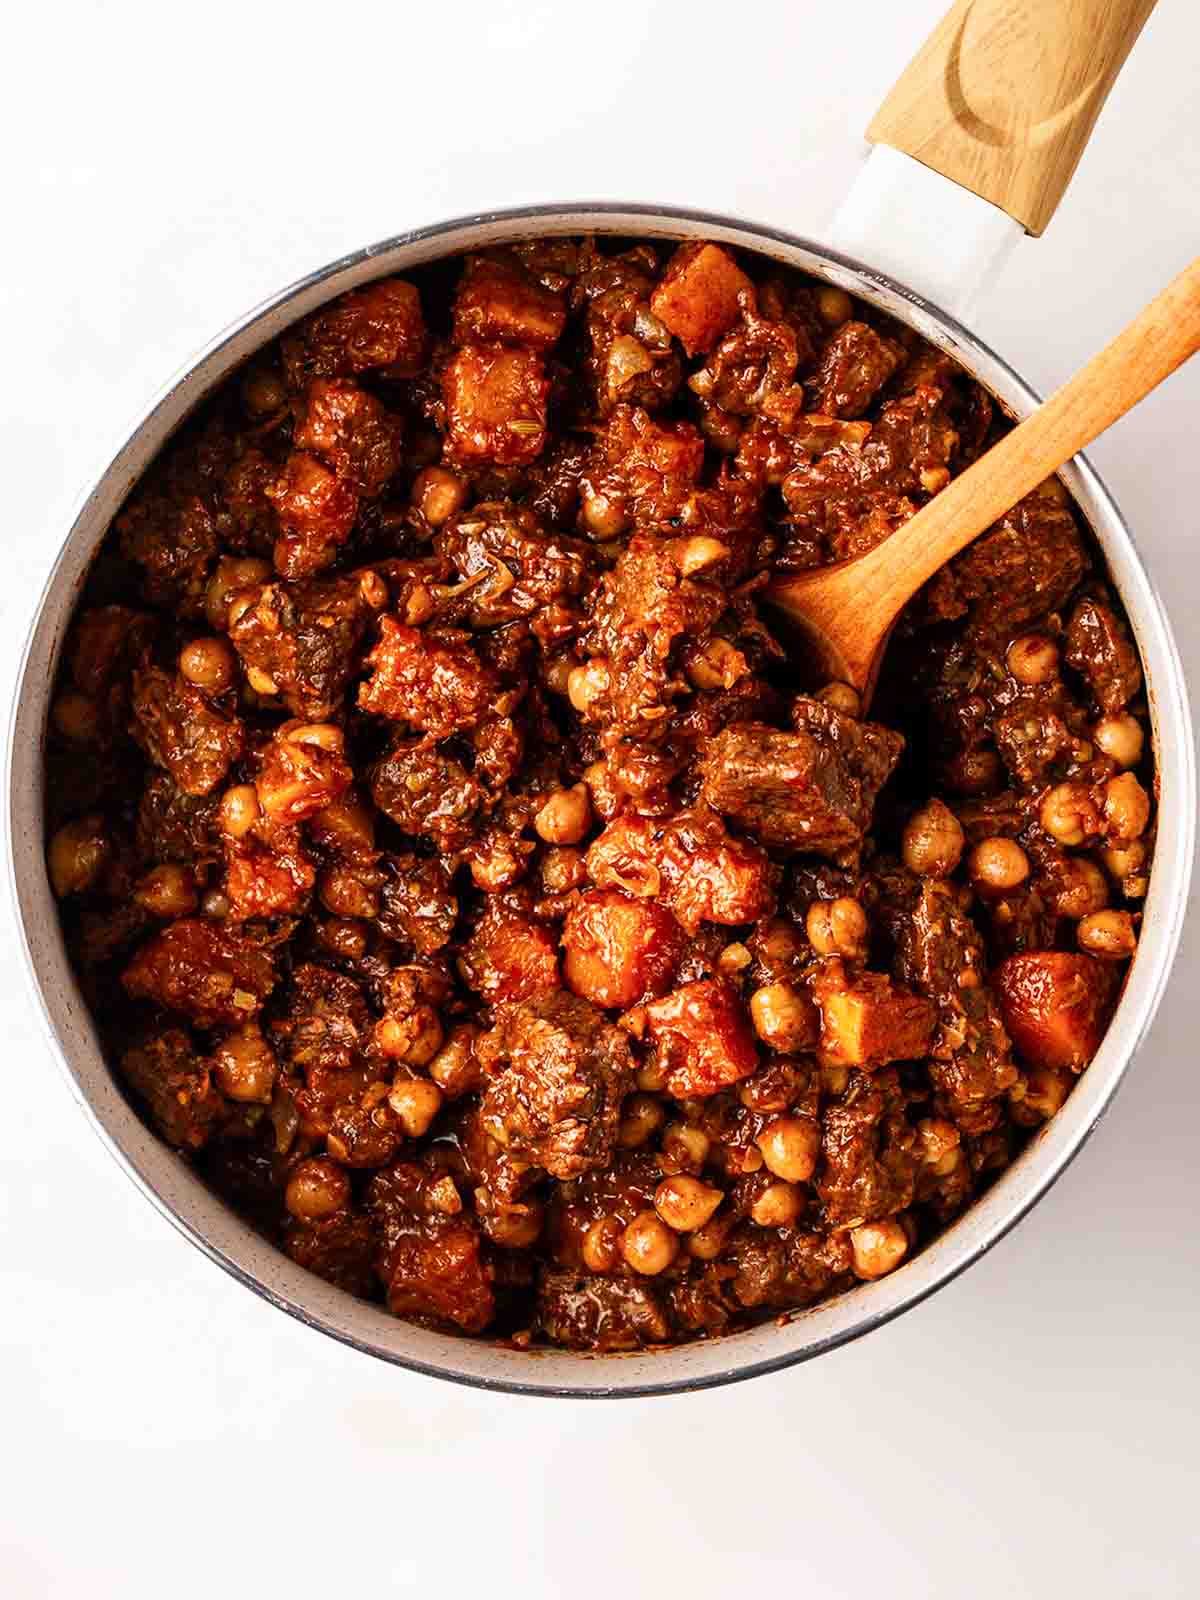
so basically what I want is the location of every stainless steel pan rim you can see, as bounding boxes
[8,201,1194,1398]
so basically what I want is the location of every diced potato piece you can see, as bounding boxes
[563,889,686,1009]
[650,242,752,357]
[442,345,549,465]
[994,952,1115,1072]
[452,258,566,352]
[818,974,936,1067]
[642,979,758,1097]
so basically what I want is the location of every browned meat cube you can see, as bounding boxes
[1064,594,1142,712]
[117,485,219,613]
[131,666,243,797]
[641,978,758,1097]
[818,1069,919,1228]
[452,256,567,352]
[816,971,936,1067]
[227,576,372,721]
[270,964,371,1077]
[377,853,458,955]
[358,618,499,737]
[459,898,560,1003]
[562,889,687,1009]
[579,405,706,531]
[435,500,591,628]
[537,1270,673,1352]
[122,918,276,1026]
[292,378,403,495]
[285,1209,378,1297]
[220,447,279,551]
[255,724,353,824]
[810,321,905,418]
[71,605,155,698]
[650,241,751,357]
[701,708,904,859]
[689,298,801,416]
[442,344,549,466]
[223,832,315,922]
[477,989,635,1178]
[897,881,1018,1125]
[135,772,219,866]
[371,737,485,853]
[268,452,359,578]
[994,951,1116,1072]
[283,277,428,384]
[948,481,1088,635]
[381,1214,495,1333]
[721,1226,854,1311]
[119,1028,224,1150]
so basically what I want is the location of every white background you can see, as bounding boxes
[3,2,1198,1594]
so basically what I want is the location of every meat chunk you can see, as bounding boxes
[641,978,758,1097]
[701,706,904,859]
[435,501,590,628]
[285,1210,378,1297]
[817,1069,919,1228]
[382,1215,496,1333]
[122,918,276,1025]
[650,241,752,357]
[562,889,687,1009]
[135,772,219,866]
[117,483,219,612]
[816,970,936,1067]
[371,738,484,853]
[537,1270,673,1351]
[452,255,567,352]
[947,482,1088,635]
[1064,594,1142,712]
[579,406,706,532]
[119,1028,224,1150]
[227,576,372,721]
[283,277,428,384]
[223,832,315,922]
[292,378,403,494]
[810,321,905,418]
[377,853,458,955]
[268,452,359,578]
[130,667,243,797]
[585,809,776,933]
[358,618,499,736]
[442,344,549,466]
[256,724,353,824]
[478,989,635,1178]
[581,253,683,416]
[71,605,156,699]
[459,897,560,1003]
[994,952,1116,1072]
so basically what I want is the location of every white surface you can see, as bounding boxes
[831,145,1022,317]
[2,1,1198,1594]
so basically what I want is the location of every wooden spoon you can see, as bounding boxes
[765,255,1200,708]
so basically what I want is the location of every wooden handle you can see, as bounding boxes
[867,0,1156,234]
[855,255,1200,622]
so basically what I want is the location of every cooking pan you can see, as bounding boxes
[7,0,1193,1397]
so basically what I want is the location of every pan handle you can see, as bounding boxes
[867,0,1157,236]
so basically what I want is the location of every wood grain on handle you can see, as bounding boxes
[848,255,1200,634]
[867,0,1157,234]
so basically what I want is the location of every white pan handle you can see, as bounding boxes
[830,0,1157,319]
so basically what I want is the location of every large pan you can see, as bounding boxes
[7,0,1193,1397]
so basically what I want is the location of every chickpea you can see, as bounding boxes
[534,783,592,846]
[411,465,468,527]
[901,800,964,878]
[245,666,279,697]
[387,1077,444,1137]
[620,1210,679,1276]
[580,489,629,541]
[806,896,868,958]
[581,1215,622,1274]
[217,785,258,841]
[133,864,198,918]
[287,722,345,753]
[201,889,231,920]
[205,556,270,631]
[816,681,861,717]
[427,1025,480,1099]
[358,569,389,611]
[816,285,853,327]
[212,1025,277,1104]
[319,865,379,921]
[1040,782,1092,846]
[750,1181,803,1228]
[567,660,610,716]
[618,1093,666,1149]
[52,690,100,743]
[757,1116,820,1184]
[285,1158,350,1222]
[541,847,587,894]
[1078,909,1138,958]
[318,917,368,961]
[1006,633,1059,685]
[718,941,752,976]
[654,1175,724,1233]
[636,1057,667,1093]
[376,1008,443,1068]
[241,366,287,418]
[47,815,108,899]
[968,837,1029,892]
[582,759,621,821]
[1093,712,1144,770]
[1103,773,1150,841]
[467,833,526,892]
[1053,858,1108,920]
[917,1118,960,1176]
[686,638,747,692]
[850,1220,909,1280]
[673,536,729,576]
[484,1200,544,1249]
[699,406,743,453]
[749,982,816,1051]
[1101,839,1146,883]
[311,794,375,856]
[687,1213,735,1261]
[179,637,236,694]
[661,1122,710,1172]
